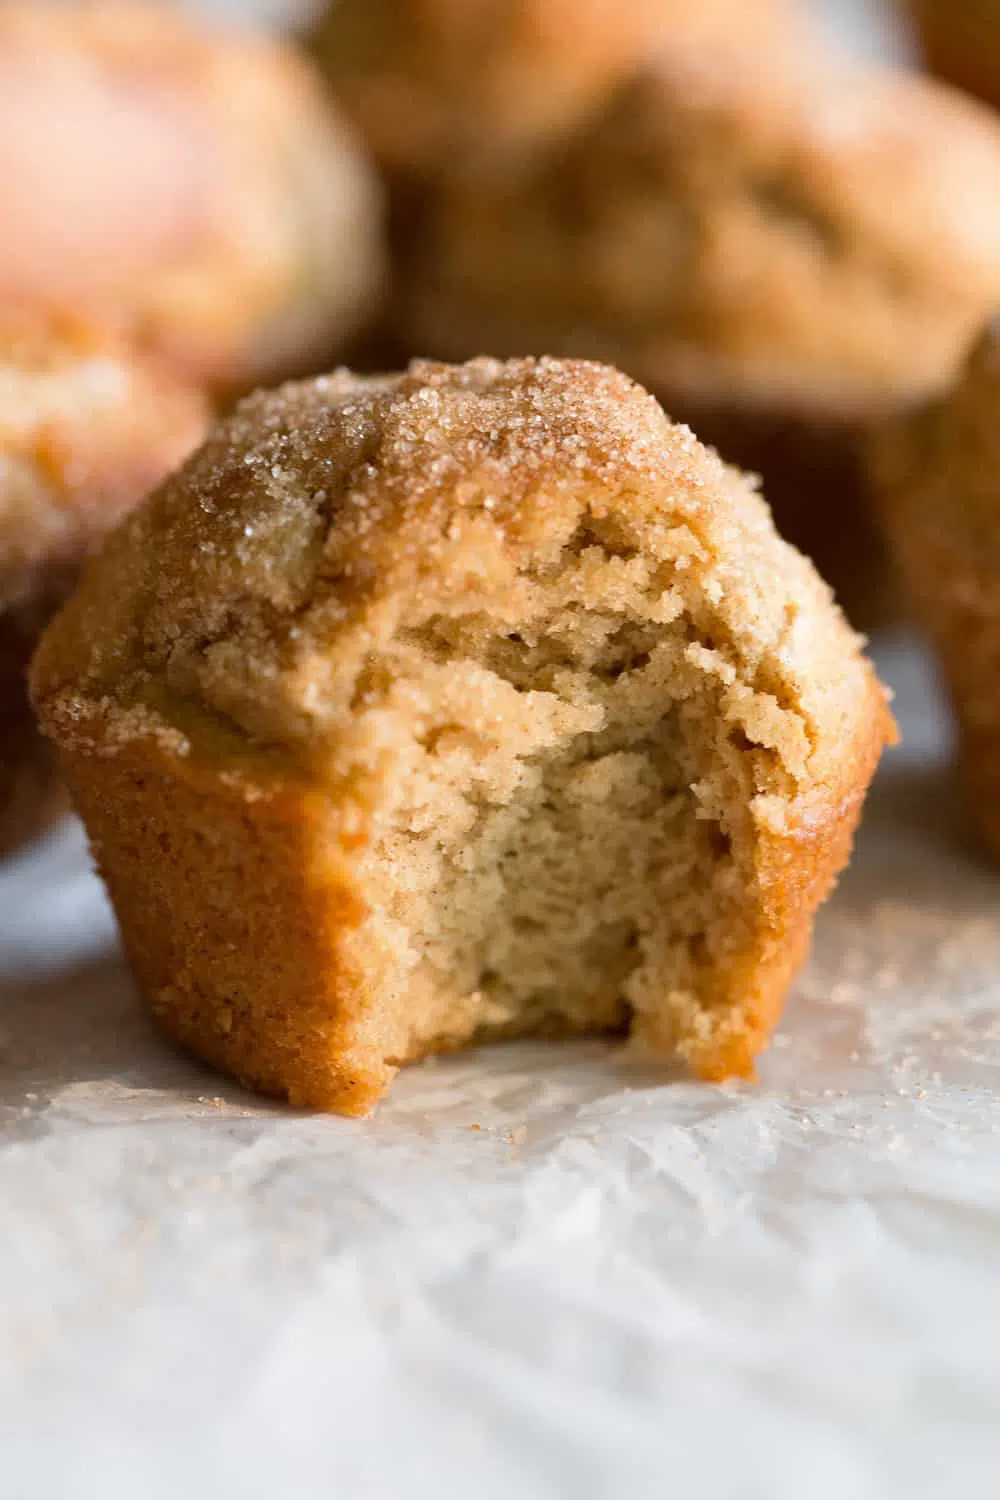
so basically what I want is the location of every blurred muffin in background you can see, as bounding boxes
[309,0,798,183]
[0,314,208,855]
[309,0,801,375]
[907,1,1000,111]
[0,0,385,396]
[404,29,1000,614]
[871,325,1000,856]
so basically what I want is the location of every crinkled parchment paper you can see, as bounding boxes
[1,635,999,1500]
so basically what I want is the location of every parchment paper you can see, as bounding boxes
[2,634,999,1500]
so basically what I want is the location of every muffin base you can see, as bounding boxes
[61,736,397,1116]
[59,700,886,1117]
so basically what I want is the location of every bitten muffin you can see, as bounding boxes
[908,1,1000,112]
[309,0,796,181]
[1,314,208,855]
[33,357,892,1113]
[871,326,1000,856]
[405,34,1000,608]
[0,0,384,393]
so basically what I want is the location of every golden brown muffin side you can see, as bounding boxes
[871,326,1000,855]
[57,738,383,1111]
[34,358,892,1111]
[0,1,385,391]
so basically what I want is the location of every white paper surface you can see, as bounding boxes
[2,635,1000,1500]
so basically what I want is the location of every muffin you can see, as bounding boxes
[0,0,384,394]
[33,357,892,1113]
[871,325,1000,856]
[405,33,1000,609]
[309,0,797,182]
[908,1,1000,112]
[1,314,208,855]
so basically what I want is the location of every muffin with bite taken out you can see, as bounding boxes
[33,356,892,1110]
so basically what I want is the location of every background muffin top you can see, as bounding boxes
[0,0,385,393]
[309,0,800,178]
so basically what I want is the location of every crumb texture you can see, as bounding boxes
[34,357,891,1112]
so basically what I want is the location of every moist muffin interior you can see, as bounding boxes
[325,527,803,1066]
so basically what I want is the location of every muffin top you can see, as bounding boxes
[410,35,1000,415]
[311,0,796,177]
[0,313,207,614]
[34,356,889,802]
[0,0,384,389]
